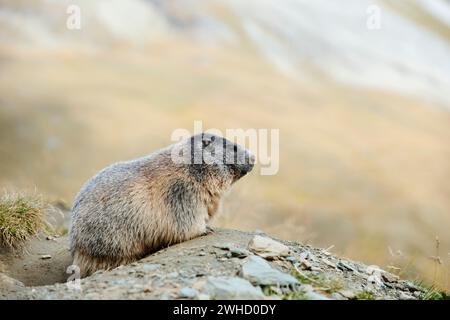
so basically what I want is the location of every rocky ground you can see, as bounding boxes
[0,229,426,300]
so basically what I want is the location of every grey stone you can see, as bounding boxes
[399,292,415,300]
[167,272,179,278]
[331,292,347,300]
[160,292,171,300]
[230,248,250,258]
[178,287,199,299]
[382,272,399,283]
[404,281,422,292]
[213,243,234,250]
[339,290,356,299]
[303,291,330,300]
[141,263,160,272]
[337,261,356,272]
[241,256,299,286]
[204,276,264,300]
[298,252,309,261]
[198,293,211,300]
[285,256,298,263]
[248,235,290,259]
[323,259,336,268]
[299,259,312,270]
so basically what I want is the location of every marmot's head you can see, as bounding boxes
[172,133,255,188]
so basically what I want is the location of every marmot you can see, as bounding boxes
[69,133,255,276]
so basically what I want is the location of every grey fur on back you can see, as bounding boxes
[69,133,254,276]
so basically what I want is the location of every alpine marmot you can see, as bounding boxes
[69,133,255,276]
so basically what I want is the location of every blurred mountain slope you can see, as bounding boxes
[1,0,450,106]
[0,0,449,290]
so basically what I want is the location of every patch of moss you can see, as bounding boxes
[282,291,308,300]
[355,290,375,300]
[0,193,44,249]
[261,285,309,300]
[290,267,315,284]
[290,268,343,293]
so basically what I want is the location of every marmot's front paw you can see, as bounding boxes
[203,226,215,236]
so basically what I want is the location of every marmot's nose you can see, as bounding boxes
[240,153,255,175]
[249,153,256,165]
[241,164,253,175]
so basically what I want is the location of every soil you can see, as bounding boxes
[0,233,71,287]
[0,229,426,300]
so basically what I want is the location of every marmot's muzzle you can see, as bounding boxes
[235,153,255,178]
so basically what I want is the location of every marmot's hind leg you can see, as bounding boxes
[72,250,124,278]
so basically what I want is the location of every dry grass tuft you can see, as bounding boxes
[0,192,44,249]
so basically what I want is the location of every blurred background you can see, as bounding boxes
[0,0,449,290]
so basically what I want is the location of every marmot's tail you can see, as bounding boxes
[72,250,125,277]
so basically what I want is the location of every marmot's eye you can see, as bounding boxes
[202,139,212,148]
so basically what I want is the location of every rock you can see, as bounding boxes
[298,252,309,261]
[167,272,179,278]
[399,292,415,300]
[248,235,290,259]
[204,276,265,300]
[40,255,52,260]
[297,252,314,270]
[382,272,399,283]
[241,256,299,287]
[198,293,211,300]
[213,243,234,250]
[229,248,250,258]
[331,292,347,300]
[367,275,384,289]
[141,264,160,272]
[365,265,384,275]
[214,243,249,259]
[339,290,356,299]
[337,261,356,272]
[178,287,198,299]
[304,291,330,300]
[300,284,314,292]
[322,259,336,268]
[160,292,171,300]
[285,256,298,263]
[403,281,422,292]
[299,259,312,270]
